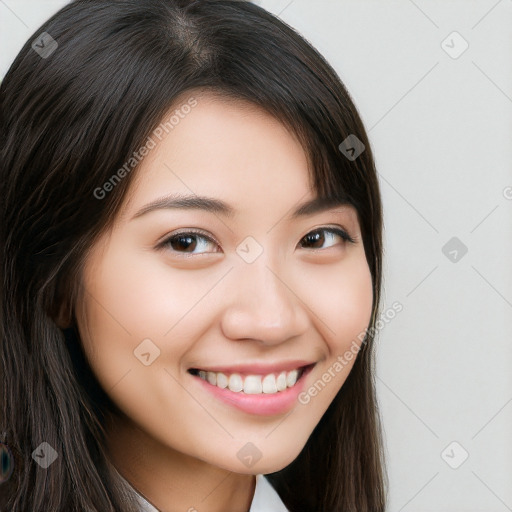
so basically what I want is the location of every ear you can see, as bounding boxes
[53,300,73,329]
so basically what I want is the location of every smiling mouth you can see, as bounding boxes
[187,364,314,395]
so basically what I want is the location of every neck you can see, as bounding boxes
[104,412,256,512]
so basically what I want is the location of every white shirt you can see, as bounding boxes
[111,463,289,512]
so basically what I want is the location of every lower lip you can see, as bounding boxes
[190,366,314,416]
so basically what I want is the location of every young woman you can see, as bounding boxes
[0,0,386,510]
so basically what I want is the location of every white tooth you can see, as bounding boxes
[262,374,278,394]
[286,369,298,387]
[216,372,228,389]
[276,371,287,391]
[198,370,206,380]
[228,374,243,392]
[206,371,217,385]
[244,375,262,394]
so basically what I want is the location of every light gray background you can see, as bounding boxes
[1,1,511,510]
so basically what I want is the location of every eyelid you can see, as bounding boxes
[156,228,219,248]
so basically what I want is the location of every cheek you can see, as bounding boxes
[293,253,373,410]
[78,242,211,344]
[75,242,225,394]
[301,254,374,353]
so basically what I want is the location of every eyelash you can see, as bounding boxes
[158,226,355,256]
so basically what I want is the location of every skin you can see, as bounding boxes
[74,91,373,512]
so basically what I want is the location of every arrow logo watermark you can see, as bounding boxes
[31,32,58,59]
[441,441,469,469]
[134,338,161,366]
[236,236,264,264]
[441,31,469,59]
[236,442,262,468]
[442,237,468,263]
[338,134,365,161]
[32,441,58,469]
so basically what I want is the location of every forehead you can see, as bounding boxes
[118,92,316,220]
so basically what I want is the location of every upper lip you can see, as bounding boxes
[189,360,315,375]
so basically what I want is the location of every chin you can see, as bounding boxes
[227,444,306,475]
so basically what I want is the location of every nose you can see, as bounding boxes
[220,256,310,346]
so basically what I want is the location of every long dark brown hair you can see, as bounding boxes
[0,0,386,510]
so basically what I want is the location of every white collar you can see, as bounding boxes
[248,474,289,512]
[111,464,288,512]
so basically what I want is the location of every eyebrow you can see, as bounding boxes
[131,193,349,221]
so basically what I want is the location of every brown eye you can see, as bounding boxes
[299,227,353,250]
[161,231,219,254]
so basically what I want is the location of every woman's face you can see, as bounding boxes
[76,92,373,475]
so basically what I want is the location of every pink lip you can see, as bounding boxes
[189,360,314,377]
[190,364,314,416]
